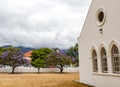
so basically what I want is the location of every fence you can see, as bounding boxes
[0,67,79,73]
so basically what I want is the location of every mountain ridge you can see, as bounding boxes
[1,45,67,54]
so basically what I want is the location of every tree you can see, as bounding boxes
[0,47,9,64]
[66,43,79,66]
[46,51,72,73]
[31,48,53,61]
[0,58,2,64]
[31,48,52,73]
[66,43,78,58]
[31,58,44,73]
[0,47,28,73]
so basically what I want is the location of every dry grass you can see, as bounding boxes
[0,73,88,87]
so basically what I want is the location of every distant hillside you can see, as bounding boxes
[2,45,33,53]
[17,46,33,53]
[2,45,13,48]
[60,49,67,54]
[2,45,67,54]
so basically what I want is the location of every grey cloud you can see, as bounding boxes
[0,0,91,49]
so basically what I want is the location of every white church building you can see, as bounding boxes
[78,0,120,87]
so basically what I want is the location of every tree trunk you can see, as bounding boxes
[60,66,63,73]
[12,67,15,74]
[38,68,40,73]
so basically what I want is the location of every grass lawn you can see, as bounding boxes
[0,73,89,87]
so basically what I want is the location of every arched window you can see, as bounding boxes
[111,45,120,73]
[101,47,108,73]
[92,49,98,72]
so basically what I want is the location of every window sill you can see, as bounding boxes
[92,72,120,77]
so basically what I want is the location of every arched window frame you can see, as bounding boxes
[111,44,120,73]
[91,48,98,72]
[100,47,108,73]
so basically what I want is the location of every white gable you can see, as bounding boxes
[78,0,120,87]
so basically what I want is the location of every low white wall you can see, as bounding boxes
[0,67,79,73]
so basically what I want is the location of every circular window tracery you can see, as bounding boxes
[96,9,106,26]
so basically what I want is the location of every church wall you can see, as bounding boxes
[78,0,120,87]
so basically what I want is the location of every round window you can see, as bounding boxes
[98,11,104,22]
[96,9,106,26]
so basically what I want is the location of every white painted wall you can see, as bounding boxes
[0,67,79,73]
[78,0,120,87]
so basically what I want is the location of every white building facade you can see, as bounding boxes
[78,0,120,87]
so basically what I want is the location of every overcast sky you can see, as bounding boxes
[0,0,91,49]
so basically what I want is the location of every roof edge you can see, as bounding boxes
[78,0,94,41]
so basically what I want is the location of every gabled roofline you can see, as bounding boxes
[78,0,94,40]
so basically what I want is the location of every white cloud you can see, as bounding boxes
[0,0,91,49]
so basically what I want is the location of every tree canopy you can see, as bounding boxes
[0,47,29,73]
[66,43,78,58]
[31,48,53,61]
[31,58,44,73]
[31,48,52,73]
[65,43,78,66]
[46,51,73,73]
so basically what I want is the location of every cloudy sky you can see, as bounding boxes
[0,0,91,49]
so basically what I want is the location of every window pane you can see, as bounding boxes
[101,47,108,73]
[92,49,98,72]
[111,45,120,73]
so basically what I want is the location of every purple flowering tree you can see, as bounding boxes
[46,51,72,73]
[1,47,28,74]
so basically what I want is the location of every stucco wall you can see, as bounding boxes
[78,0,120,87]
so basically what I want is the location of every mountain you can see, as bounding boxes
[60,49,67,54]
[2,45,34,53]
[2,45,13,48]
[1,45,67,54]
[16,46,34,53]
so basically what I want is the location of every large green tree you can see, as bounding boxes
[31,48,52,73]
[31,58,44,73]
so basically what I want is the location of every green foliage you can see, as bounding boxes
[66,43,78,58]
[31,58,44,73]
[31,48,53,73]
[66,43,79,66]
[0,47,27,73]
[0,46,14,64]
[0,46,16,55]
[0,58,2,64]
[31,58,44,68]
[31,48,53,61]
[0,47,6,55]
